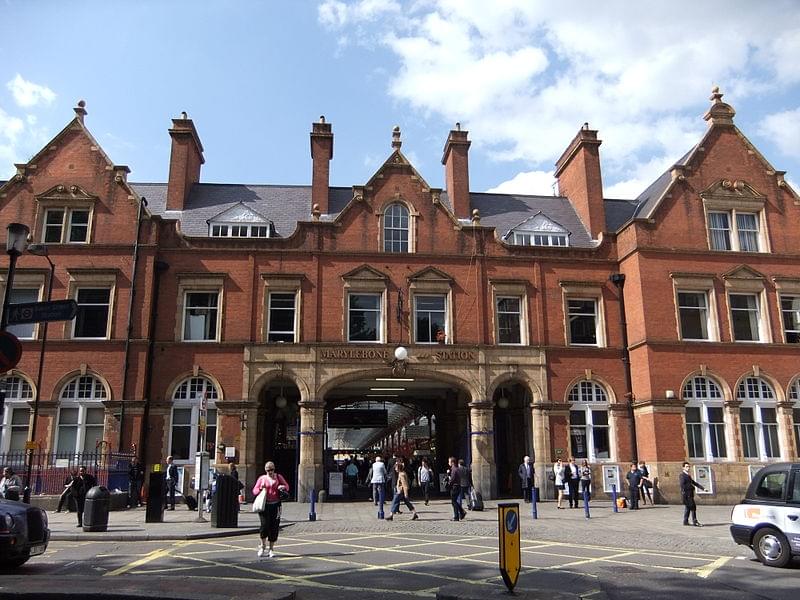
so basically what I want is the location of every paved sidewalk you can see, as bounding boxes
[47,497,743,556]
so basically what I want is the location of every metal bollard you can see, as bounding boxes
[583,489,590,519]
[309,489,317,521]
[377,484,385,519]
[531,487,538,520]
[611,484,618,513]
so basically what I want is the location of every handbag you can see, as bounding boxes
[252,489,267,512]
[278,487,290,502]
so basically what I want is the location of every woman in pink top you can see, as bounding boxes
[252,460,289,558]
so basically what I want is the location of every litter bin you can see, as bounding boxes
[211,474,239,528]
[83,485,110,532]
[146,471,166,523]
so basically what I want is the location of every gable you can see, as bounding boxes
[722,265,766,281]
[505,213,568,238]
[208,202,270,224]
[408,266,453,283]
[700,179,765,202]
[341,265,389,282]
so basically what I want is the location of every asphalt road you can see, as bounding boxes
[14,531,799,600]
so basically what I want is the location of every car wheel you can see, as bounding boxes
[752,527,792,568]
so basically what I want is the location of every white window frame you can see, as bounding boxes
[6,287,40,340]
[169,377,219,465]
[676,290,713,342]
[42,207,91,244]
[495,295,524,345]
[55,375,108,455]
[566,297,600,347]
[513,232,568,247]
[0,375,33,454]
[182,290,221,342]
[568,380,611,462]
[413,294,448,344]
[728,292,767,343]
[706,209,765,253]
[737,376,781,461]
[790,378,800,457]
[209,223,270,238]
[383,203,410,253]
[267,291,298,343]
[780,295,800,344]
[347,292,383,343]
[682,376,728,461]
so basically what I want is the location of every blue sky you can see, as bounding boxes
[2,0,799,198]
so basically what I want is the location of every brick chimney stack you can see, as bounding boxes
[166,112,204,212]
[554,123,605,240]
[441,123,471,220]
[310,116,333,215]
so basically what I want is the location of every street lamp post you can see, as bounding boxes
[0,223,30,331]
[22,244,54,503]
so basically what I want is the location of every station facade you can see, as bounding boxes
[0,89,798,503]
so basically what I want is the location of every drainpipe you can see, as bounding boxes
[139,259,169,463]
[118,198,147,452]
[610,273,638,463]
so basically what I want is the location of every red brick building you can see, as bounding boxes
[1,89,798,503]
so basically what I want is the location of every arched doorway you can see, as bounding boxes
[257,373,302,500]
[493,382,531,498]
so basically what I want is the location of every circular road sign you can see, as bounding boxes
[0,331,22,373]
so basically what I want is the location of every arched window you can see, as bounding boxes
[383,203,409,253]
[683,376,727,460]
[568,380,610,460]
[0,375,33,454]
[170,376,219,462]
[737,376,780,460]
[789,378,800,457]
[56,374,107,455]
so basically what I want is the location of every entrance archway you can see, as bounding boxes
[493,381,531,498]
[256,374,301,500]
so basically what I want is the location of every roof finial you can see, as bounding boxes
[74,99,87,123]
[180,111,188,120]
[455,122,461,131]
[710,86,723,103]
[392,125,402,149]
[319,115,326,123]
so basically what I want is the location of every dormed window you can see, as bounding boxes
[207,203,273,238]
[383,203,409,253]
[568,380,610,461]
[56,374,108,455]
[737,376,780,460]
[170,376,219,463]
[507,214,569,247]
[210,223,270,238]
[683,376,727,460]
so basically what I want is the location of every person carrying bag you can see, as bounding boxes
[252,461,289,559]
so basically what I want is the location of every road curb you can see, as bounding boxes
[49,526,260,542]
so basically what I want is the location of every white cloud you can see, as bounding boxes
[0,108,24,143]
[759,107,800,160]
[320,0,800,197]
[487,170,555,196]
[7,74,56,108]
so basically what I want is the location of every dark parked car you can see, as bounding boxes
[0,499,50,567]
[730,463,800,568]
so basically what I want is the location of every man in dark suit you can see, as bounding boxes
[680,461,705,526]
[566,458,580,508]
[128,457,145,508]
[625,462,642,510]
[70,465,97,527]
[165,455,178,510]
[518,456,534,503]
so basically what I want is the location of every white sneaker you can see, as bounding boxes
[257,547,265,558]
[268,550,274,558]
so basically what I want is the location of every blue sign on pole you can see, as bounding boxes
[7,300,78,325]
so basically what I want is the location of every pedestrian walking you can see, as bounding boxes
[127,457,144,508]
[164,455,178,510]
[518,456,534,503]
[417,458,433,505]
[457,459,471,511]
[567,458,579,508]
[385,460,419,521]
[252,461,290,558]
[345,459,359,500]
[579,459,592,500]
[368,456,387,505]
[447,457,466,521]
[55,470,77,513]
[638,460,652,505]
[625,463,642,510]
[70,466,97,527]
[553,459,566,509]
[680,461,705,527]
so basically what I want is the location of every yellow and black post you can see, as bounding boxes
[498,502,521,592]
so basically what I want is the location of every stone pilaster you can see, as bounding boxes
[530,403,551,492]
[469,401,496,498]
[298,400,325,502]
[777,401,795,460]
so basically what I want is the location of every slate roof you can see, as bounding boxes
[627,146,696,223]
[131,182,603,248]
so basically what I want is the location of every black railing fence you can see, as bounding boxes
[0,451,135,495]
